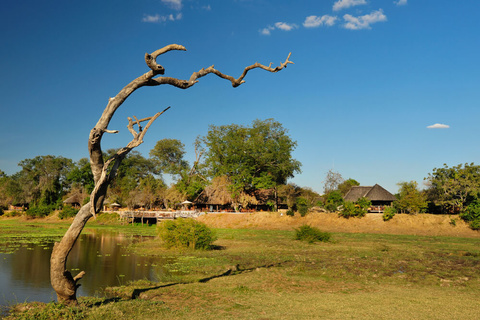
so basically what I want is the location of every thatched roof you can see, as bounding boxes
[63,193,84,205]
[344,184,397,202]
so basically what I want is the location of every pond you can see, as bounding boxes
[0,230,172,307]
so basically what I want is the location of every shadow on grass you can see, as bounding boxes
[130,260,289,299]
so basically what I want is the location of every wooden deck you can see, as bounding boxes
[117,210,204,224]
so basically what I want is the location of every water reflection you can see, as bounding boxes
[0,231,171,306]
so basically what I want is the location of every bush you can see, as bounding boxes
[59,205,79,219]
[460,200,480,230]
[383,206,396,221]
[157,218,217,250]
[26,205,55,218]
[0,207,3,216]
[338,197,370,219]
[324,191,344,212]
[295,197,309,217]
[286,209,294,216]
[295,225,331,243]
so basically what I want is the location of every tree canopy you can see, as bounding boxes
[201,118,301,194]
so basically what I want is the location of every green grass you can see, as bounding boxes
[2,217,480,319]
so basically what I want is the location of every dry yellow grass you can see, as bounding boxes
[198,212,480,238]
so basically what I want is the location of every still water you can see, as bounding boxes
[0,231,171,306]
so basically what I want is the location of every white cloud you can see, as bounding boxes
[394,0,407,6]
[343,9,387,30]
[161,0,182,10]
[303,15,338,28]
[333,0,367,11]
[142,13,182,23]
[427,123,450,129]
[260,22,297,35]
[202,5,211,11]
[274,22,298,31]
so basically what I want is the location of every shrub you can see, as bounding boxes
[383,206,396,221]
[460,200,480,230]
[324,191,344,212]
[339,197,370,218]
[59,205,79,219]
[295,225,331,243]
[157,218,217,250]
[295,197,309,217]
[286,209,294,216]
[0,207,3,216]
[26,205,55,218]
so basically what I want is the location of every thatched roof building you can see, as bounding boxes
[344,184,397,209]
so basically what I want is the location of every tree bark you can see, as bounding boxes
[50,44,293,305]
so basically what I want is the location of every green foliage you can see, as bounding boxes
[59,205,79,219]
[16,155,74,207]
[338,178,360,196]
[157,218,217,250]
[324,190,344,212]
[25,205,55,218]
[149,138,189,175]
[460,199,480,230]
[426,163,480,214]
[339,197,370,218]
[286,209,294,216]
[201,119,301,194]
[67,158,94,193]
[396,181,427,214]
[295,225,331,243]
[296,197,309,217]
[382,206,396,221]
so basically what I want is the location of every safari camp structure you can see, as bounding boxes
[343,184,397,213]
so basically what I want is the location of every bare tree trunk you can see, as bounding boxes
[50,44,293,305]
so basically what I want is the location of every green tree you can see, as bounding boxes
[149,138,189,175]
[338,178,360,196]
[17,155,74,206]
[426,163,480,213]
[395,181,427,214]
[201,118,301,205]
[67,158,95,194]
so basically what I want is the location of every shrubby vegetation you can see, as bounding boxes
[157,218,217,250]
[295,225,331,243]
[382,206,396,221]
[339,197,371,218]
[59,206,79,219]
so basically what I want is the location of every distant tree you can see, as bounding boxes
[278,183,301,211]
[395,181,427,214]
[425,163,480,214]
[149,138,189,175]
[299,187,322,207]
[201,118,301,208]
[17,155,74,207]
[323,169,344,194]
[338,178,360,196]
[67,158,95,194]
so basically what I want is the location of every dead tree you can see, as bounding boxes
[49,44,293,305]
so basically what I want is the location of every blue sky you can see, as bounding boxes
[1,0,479,194]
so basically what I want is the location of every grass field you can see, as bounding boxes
[2,213,480,319]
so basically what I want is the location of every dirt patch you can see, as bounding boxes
[198,212,480,238]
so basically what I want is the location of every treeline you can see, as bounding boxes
[0,119,317,216]
[1,119,480,230]
[320,164,480,229]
